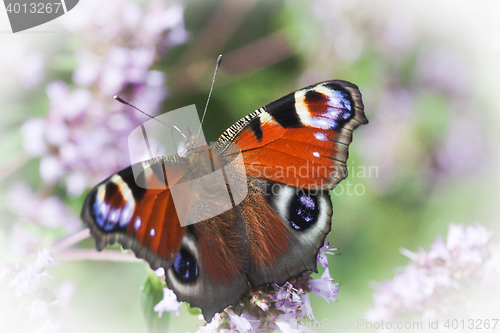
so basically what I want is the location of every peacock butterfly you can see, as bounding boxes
[80,80,368,321]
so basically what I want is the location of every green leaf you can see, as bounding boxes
[185,303,202,316]
[140,271,170,332]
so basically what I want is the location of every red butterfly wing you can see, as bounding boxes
[81,156,188,269]
[214,80,367,190]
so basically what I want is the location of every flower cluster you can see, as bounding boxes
[7,182,81,232]
[366,223,500,328]
[153,242,340,332]
[5,1,187,329]
[20,0,188,197]
[154,288,181,318]
[0,249,73,333]
[5,182,82,261]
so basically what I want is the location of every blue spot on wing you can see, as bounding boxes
[173,247,199,283]
[94,200,110,230]
[288,192,319,231]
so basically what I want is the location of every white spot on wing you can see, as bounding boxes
[110,175,132,197]
[313,152,320,158]
[96,185,106,203]
[308,118,336,130]
[108,208,119,224]
[259,112,275,124]
[120,200,135,227]
[150,229,156,237]
[103,174,137,227]
[134,217,141,230]
[314,132,328,141]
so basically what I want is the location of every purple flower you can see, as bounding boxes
[317,242,337,269]
[366,223,500,328]
[8,249,58,297]
[300,294,315,322]
[308,269,339,304]
[72,50,101,87]
[197,314,221,333]
[7,182,81,232]
[195,243,339,332]
[20,0,187,197]
[227,309,254,332]
[154,288,181,318]
[20,118,48,156]
[1,249,66,333]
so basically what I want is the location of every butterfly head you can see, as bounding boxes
[184,126,207,152]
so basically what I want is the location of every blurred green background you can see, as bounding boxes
[1,0,499,332]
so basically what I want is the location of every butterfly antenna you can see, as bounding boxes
[198,54,222,135]
[114,96,186,138]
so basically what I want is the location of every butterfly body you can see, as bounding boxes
[81,80,367,320]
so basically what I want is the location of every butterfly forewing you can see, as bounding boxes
[81,157,187,269]
[214,80,367,190]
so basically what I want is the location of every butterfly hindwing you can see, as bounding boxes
[165,211,249,321]
[241,177,333,287]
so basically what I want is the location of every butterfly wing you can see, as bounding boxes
[164,209,249,322]
[81,156,188,269]
[242,179,333,286]
[213,80,367,190]
[81,153,249,321]
[212,80,367,286]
